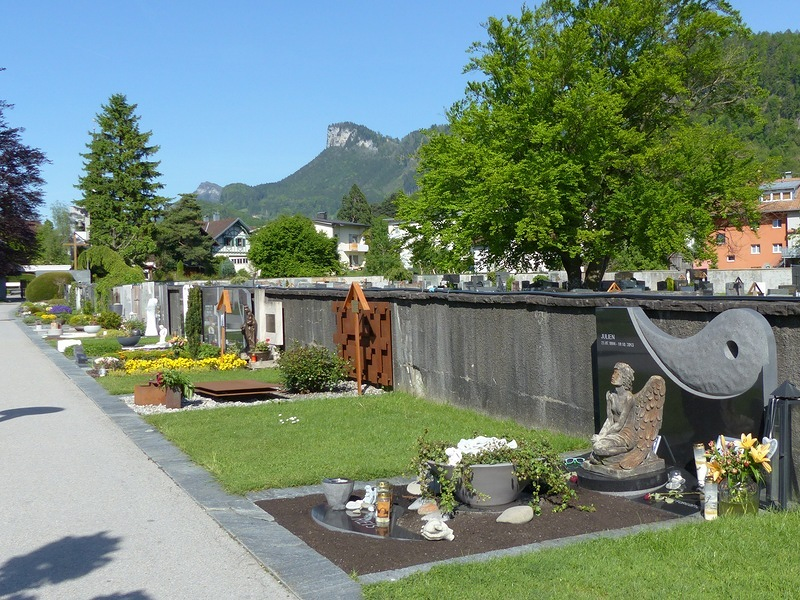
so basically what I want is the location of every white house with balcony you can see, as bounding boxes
[201,216,252,272]
[312,215,370,269]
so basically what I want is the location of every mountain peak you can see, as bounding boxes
[326,122,393,152]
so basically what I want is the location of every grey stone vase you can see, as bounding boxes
[322,478,355,510]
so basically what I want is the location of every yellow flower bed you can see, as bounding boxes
[124,354,247,374]
[39,314,57,322]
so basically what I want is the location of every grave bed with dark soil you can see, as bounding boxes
[255,484,691,576]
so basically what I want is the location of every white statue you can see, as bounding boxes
[145,297,159,336]
[421,519,454,541]
[157,325,169,347]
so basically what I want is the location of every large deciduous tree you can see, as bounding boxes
[249,215,342,277]
[76,93,165,267]
[0,97,48,275]
[155,193,214,274]
[400,1,766,288]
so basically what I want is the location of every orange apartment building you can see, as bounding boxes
[710,176,800,269]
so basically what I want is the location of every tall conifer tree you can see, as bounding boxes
[76,94,165,267]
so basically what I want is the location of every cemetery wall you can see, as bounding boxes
[261,287,800,440]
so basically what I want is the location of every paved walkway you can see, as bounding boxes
[0,302,360,600]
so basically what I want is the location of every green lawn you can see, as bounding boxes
[143,391,587,494]
[362,510,800,598]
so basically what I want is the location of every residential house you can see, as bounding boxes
[312,215,369,270]
[201,215,252,273]
[710,176,800,269]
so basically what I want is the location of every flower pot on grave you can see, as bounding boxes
[117,335,141,347]
[84,325,102,334]
[321,478,355,510]
[134,382,182,408]
[432,462,526,508]
[251,351,270,362]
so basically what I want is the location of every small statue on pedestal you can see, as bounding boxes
[584,362,666,477]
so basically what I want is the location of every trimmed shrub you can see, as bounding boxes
[97,311,122,330]
[277,342,351,393]
[185,286,203,359]
[25,272,74,302]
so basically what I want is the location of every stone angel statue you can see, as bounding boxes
[585,362,666,475]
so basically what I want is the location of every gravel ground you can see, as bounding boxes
[119,379,386,415]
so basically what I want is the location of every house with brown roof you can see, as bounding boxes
[201,215,252,273]
[710,176,800,269]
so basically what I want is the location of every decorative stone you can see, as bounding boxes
[407,497,426,511]
[496,505,534,524]
[417,500,439,515]
[407,481,422,496]
[421,519,454,541]
[345,500,362,511]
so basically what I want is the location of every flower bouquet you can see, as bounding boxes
[706,433,773,515]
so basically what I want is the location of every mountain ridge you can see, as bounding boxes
[195,122,438,220]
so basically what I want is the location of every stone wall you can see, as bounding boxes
[260,288,800,438]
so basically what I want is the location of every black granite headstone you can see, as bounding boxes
[595,307,777,472]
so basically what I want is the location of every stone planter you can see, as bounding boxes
[432,462,526,507]
[117,335,141,347]
[251,351,271,362]
[134,382,182,408]
[84,325,102,334]
[321,478,355,510]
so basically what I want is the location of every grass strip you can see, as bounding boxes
[363,510,800,598]
[143,391,587,494]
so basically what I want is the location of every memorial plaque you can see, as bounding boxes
[595,307,777,470]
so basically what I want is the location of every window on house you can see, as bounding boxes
[715,233,726,245]
[773,219,782,228]
[727,255,735,262]
[349,255,361,266]
[773,243,783,254]
[223,237,232,246]
[349,234,360,244]
[751,245,761,254]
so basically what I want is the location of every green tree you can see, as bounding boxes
[34,202,73,265]
[336,184,372,224]
[76,93,165,267]
[249,215,342,277]
[77,246,144,309]
[185,286,203,359]
[364,217,411,280]
[0,95,48,276]
[155,193,214,274]
[400,1,766,288]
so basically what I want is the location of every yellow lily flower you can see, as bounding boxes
[707,460,725,482]
[750,444,773,473]
[740,433,757,449]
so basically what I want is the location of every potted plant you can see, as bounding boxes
[412,432,575,515]
[134,369,194,409]
[84,316,102,334]
[706,433,773,515]
[117,315,145,347]
[251,339,273,362]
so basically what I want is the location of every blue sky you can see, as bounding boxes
[2,1,798,218]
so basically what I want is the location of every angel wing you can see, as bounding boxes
[618,375,666,470]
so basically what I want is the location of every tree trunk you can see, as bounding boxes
[583,258,609,291]
[560,254,584,290]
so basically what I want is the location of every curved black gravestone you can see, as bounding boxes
[592,307,777,479]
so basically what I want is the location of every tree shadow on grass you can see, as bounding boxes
[0,407,64,423]
[0,531,148,599]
